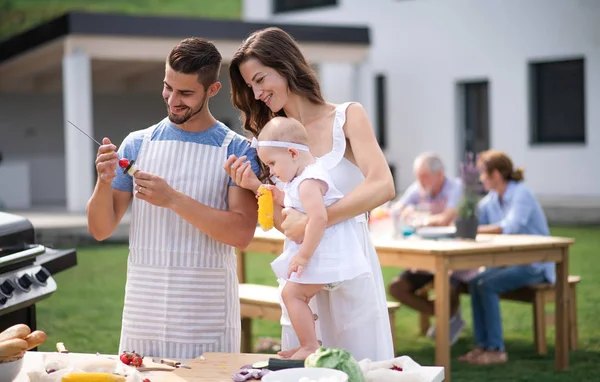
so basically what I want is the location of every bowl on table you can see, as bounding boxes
[0,355,24,382]
[262,367,349,382]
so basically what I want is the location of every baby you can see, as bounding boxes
[253,116,371,360]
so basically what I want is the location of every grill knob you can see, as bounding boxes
[0,296,6,306]
[35,268,51,284]
[17,274,33,291]
[0,280,15,296]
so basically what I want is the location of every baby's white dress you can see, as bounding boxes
[270,159,370,284]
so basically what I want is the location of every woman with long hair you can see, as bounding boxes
[223,27,395,361]
[459,150,553,365]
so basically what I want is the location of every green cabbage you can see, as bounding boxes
[304,348,365,382]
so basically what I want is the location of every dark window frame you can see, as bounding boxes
[529,57,586,145]
[273,0,338,14]
[457,79,490,156]
[389,163,397,191]
[375,73,387,150]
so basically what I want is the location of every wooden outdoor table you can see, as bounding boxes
[174,352,268,381]
[238,227,574,382]
[176,352,445,381]
[18,352,444,381]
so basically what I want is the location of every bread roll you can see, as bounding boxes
[0,324,31,342]
[0,338,28,357]
[24,330,47,350]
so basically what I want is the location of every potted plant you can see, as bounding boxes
[455,152,480,239]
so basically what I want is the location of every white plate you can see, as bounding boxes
[262,367,349,382]
[415,226,456,238]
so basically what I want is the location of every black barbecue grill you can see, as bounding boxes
[0,211,77,336]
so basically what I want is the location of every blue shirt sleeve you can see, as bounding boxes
[477,197,490,225]
[445,178,464,209]
[227,134,262,187]
[111,131,145,192]
[398,181,421,207]
[498,186,535,234]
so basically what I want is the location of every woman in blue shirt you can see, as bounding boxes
[458,150,554,365]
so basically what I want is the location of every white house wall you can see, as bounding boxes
[244,0,600,204]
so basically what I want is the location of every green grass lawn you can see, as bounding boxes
[0,0,242,41]
[36,226,600,381]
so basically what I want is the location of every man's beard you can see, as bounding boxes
[165,93,208,125]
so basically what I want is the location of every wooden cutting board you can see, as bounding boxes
[144,369,188,381]
[173,352,276,382]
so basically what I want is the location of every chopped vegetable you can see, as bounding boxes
[305,348,365,382]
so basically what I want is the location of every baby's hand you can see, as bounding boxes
[287,255,309,278]
[257,184,285,206]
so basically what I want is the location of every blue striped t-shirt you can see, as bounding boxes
[112,118,261,192]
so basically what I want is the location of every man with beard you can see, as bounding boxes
[388,152,478,345]
[86,37,260,358]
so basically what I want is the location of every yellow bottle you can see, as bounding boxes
[62,373,126,382]
[257,185,274,231]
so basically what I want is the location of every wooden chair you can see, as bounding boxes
[415,275,580,354]
[239,283,401,353]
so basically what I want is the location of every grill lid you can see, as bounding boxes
[0,212,35,249]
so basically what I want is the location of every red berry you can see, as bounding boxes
[143,379,151,382]
[119,158,130,168]
[391,365,403,371]
[119,353,131,365]
[131,355,143,367]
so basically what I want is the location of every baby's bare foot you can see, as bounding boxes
[277,347,299,359]
[290,346,319,360]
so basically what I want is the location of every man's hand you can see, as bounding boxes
[287,254,309,278]
[133,171,178,208]
[95,137,118,184]
[223,154,261,193]
[399,205,416,222]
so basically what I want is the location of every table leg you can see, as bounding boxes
[236,249,246,284]
[434,258,451,382]
[555,247,570,370]
[241,318,252,353]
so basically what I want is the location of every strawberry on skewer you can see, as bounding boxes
[118,158,140,176]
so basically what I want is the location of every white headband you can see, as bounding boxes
[251,137,309,152]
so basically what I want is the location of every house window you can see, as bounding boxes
[375,74,387,150]
[530,58,585,144]
[273,0,337,13]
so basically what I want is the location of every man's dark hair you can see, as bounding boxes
[168,37,222,89]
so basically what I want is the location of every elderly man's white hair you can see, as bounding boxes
[413,152,444,174]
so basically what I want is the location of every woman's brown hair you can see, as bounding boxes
[477,150,524,182]
[229,27,325,138]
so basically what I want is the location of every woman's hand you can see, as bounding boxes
[223,154,261,193]
[281,208,308,244]
[260,184,285,206]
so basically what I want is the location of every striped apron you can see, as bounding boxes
[118,128,240,359]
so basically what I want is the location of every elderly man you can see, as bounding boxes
[393,152,461,225]
[389,152,476,344]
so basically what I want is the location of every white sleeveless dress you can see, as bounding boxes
[278,102,395,361]
[270,160,370,284]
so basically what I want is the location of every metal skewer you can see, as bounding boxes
[68,120,102,147]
